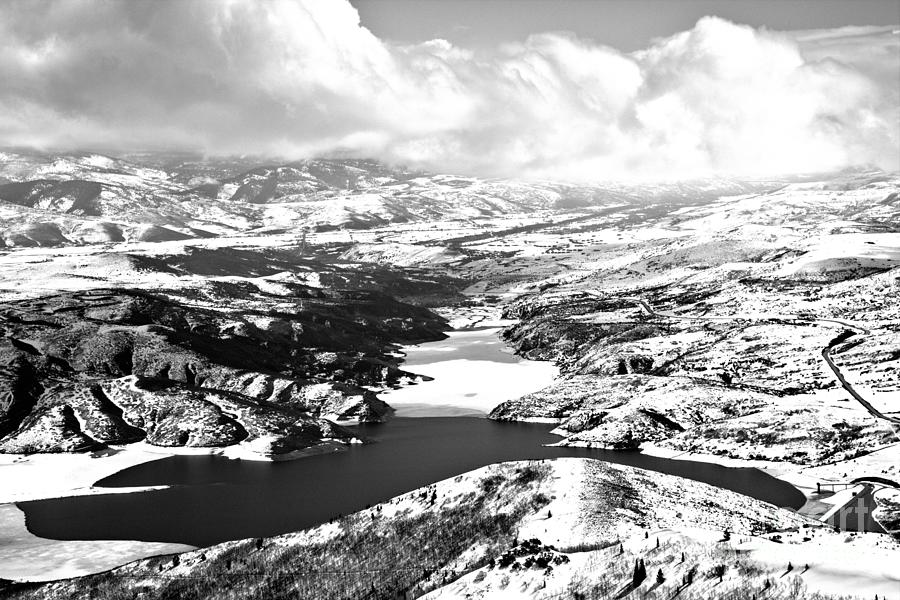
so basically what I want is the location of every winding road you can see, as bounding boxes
[821,336,900,425]
[584,293,899,533]
[595,294,900,428]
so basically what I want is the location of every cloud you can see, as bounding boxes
[0,0,897,181]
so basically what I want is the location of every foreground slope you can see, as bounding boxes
[4,458,896,600]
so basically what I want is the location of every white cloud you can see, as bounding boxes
[0,0,897,181]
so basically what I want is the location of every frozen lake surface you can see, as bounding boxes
[378,326,559,417]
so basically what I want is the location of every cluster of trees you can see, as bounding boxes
[493,537,570,573]
[631,558,666,588]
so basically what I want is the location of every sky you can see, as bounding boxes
[353,0,900,50]
[0,0,898,181]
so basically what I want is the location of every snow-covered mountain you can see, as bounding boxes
[0,150,786,247]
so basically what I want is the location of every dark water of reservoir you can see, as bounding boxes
[19,418,805,547]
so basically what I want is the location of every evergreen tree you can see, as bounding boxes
[632,558,647,587]
[656,568,665,584]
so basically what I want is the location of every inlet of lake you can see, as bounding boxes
[18,326,806,548]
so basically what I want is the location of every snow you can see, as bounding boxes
[776,232,900,278]
[412,458,900,600]
[0,504,194,582]
[0,446,176,504]
[378,327,559,417]
[0,446,203,582]
[735,530,900,600]
[220,437,356,461]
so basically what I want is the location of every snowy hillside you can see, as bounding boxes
[0,151,780,247]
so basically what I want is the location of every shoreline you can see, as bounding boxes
[3,420,894,583]
[0,433,371,506]
[0,437,359,582]
[638,440,900,501]
[5,303,896,586]
[0,504,195,583]
[0,445,195,582]
[637,442,821,497]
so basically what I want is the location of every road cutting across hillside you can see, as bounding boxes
[582,293,900,429]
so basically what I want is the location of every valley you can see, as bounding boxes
[0,151,898,598]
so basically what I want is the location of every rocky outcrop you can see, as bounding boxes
[490,374,732,449]
[0,285,446,456]
[0,404,103,454]
[499,296,667,374]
